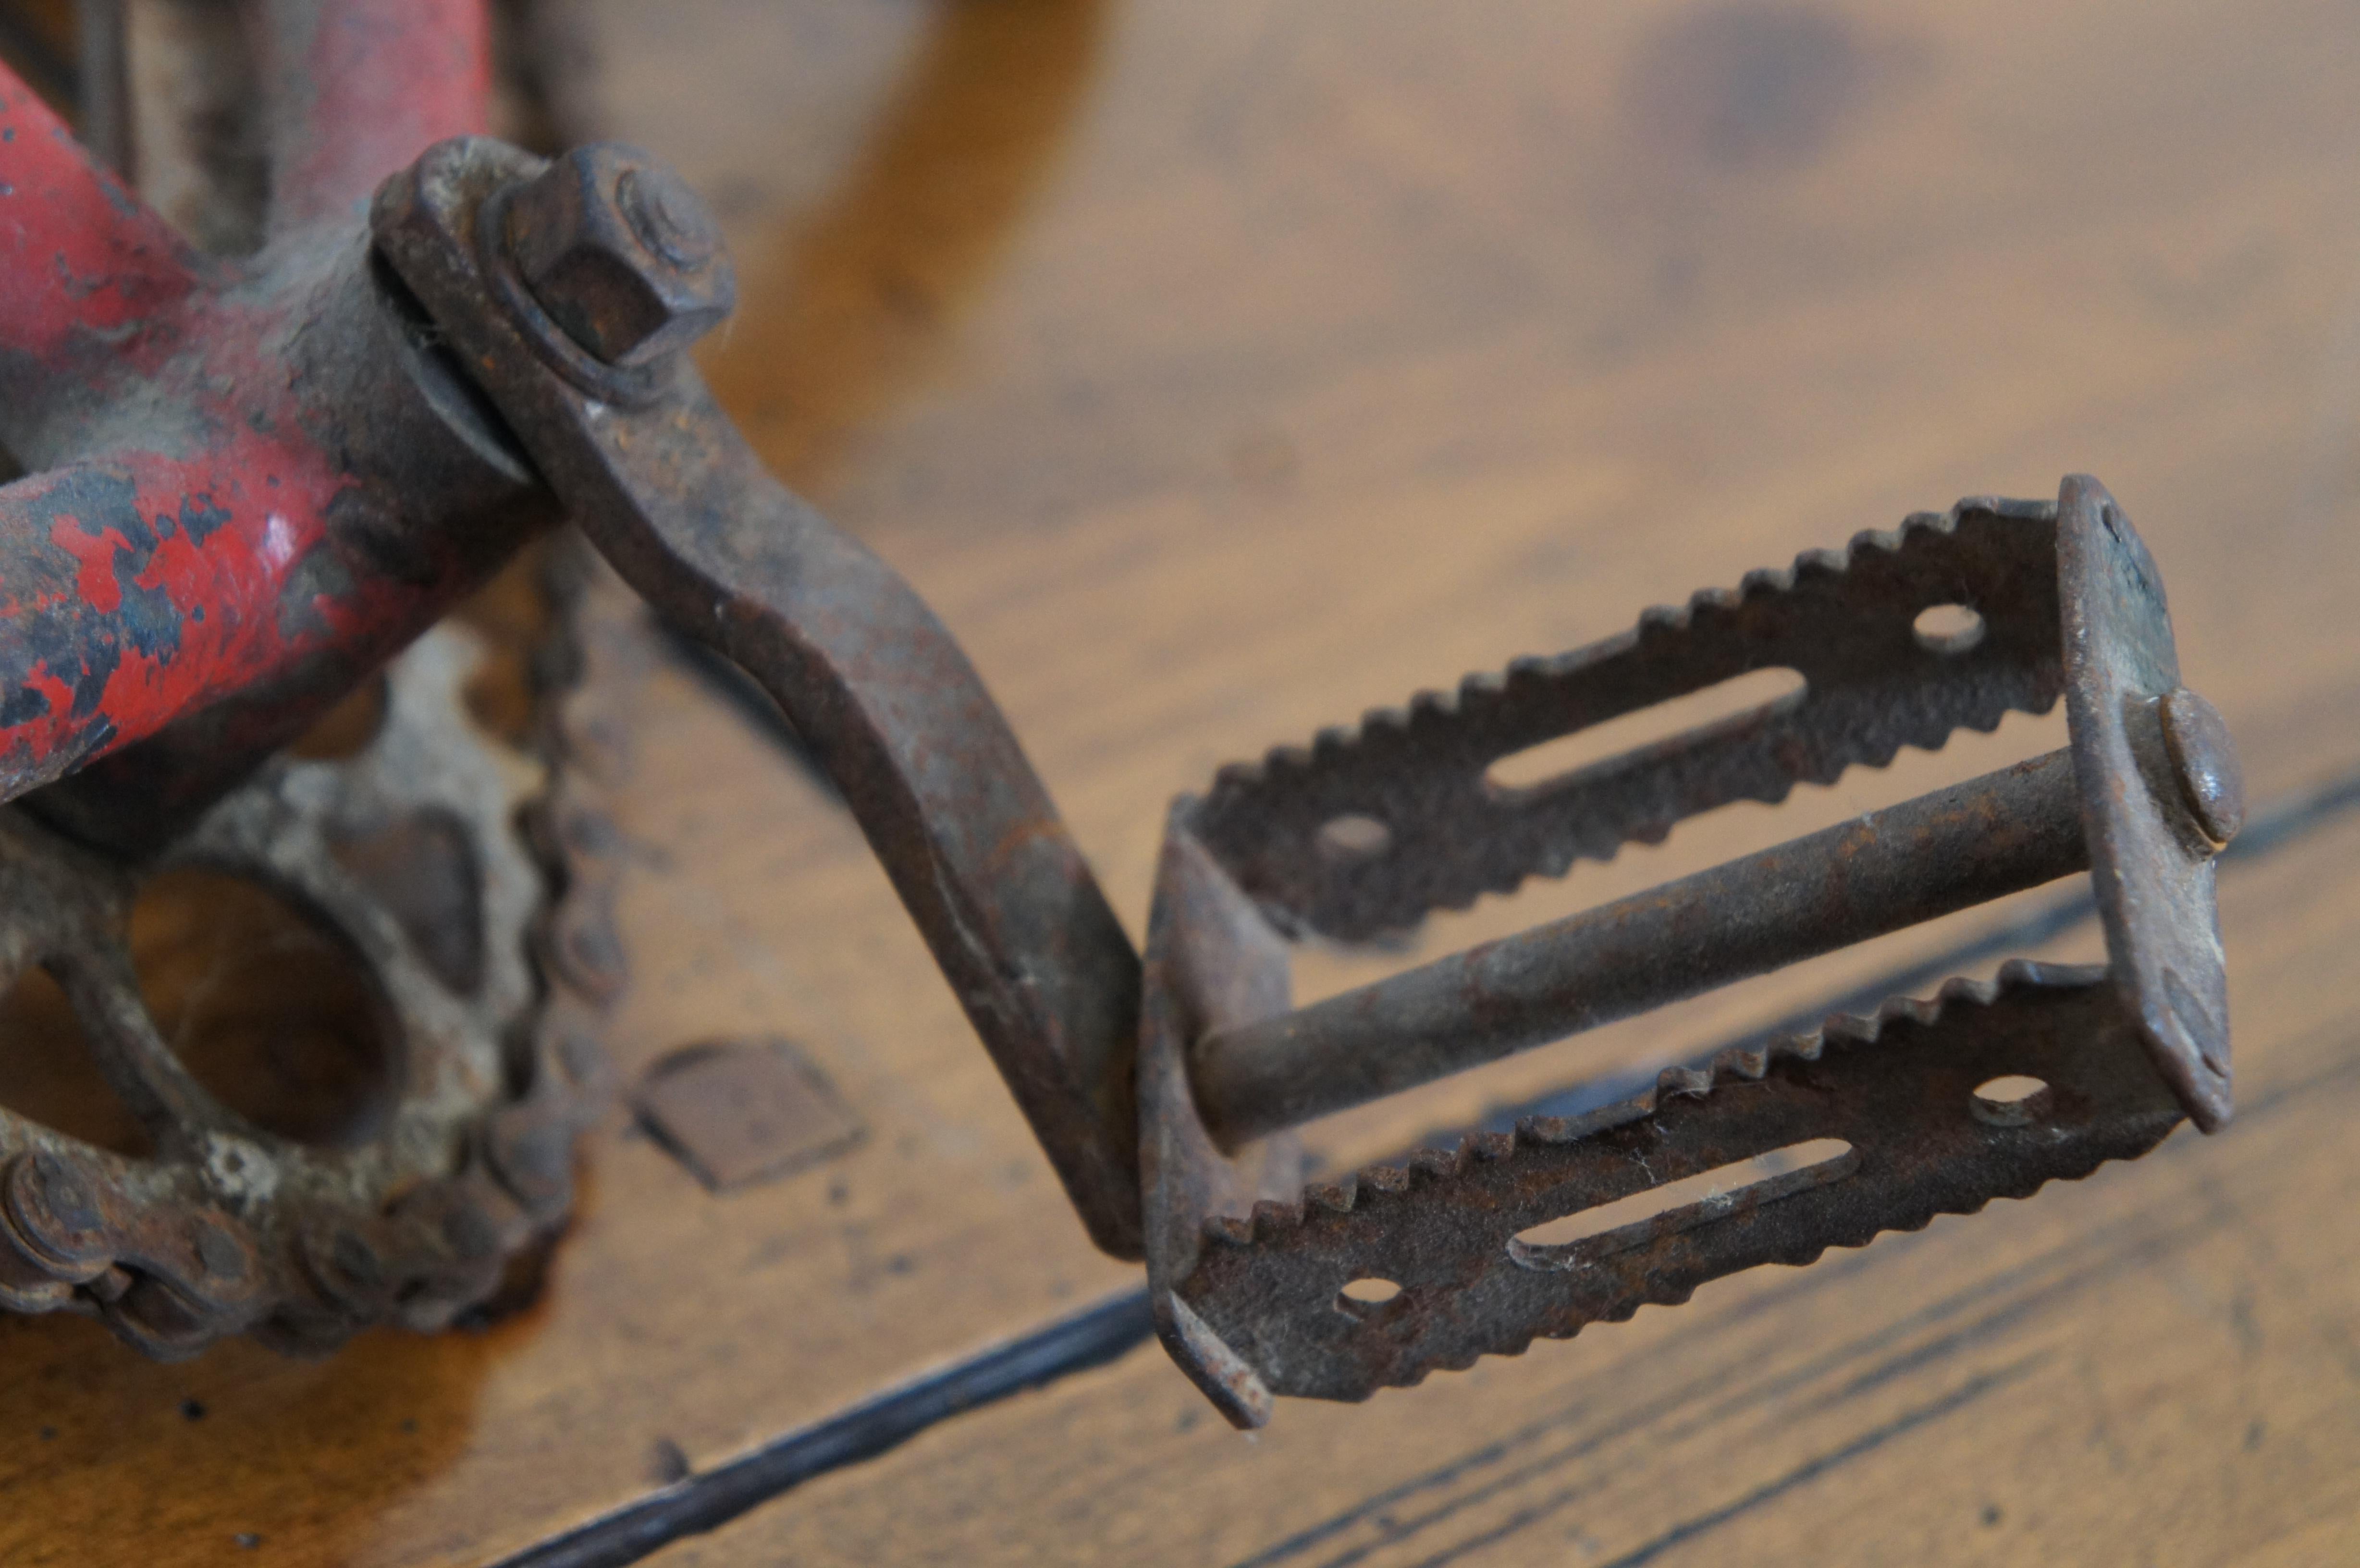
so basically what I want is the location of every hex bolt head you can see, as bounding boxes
[2160,687,2244,847]
[504,144,737,368]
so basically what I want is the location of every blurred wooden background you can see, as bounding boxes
[7,0,2360,1563]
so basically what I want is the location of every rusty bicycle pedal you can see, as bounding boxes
[1138,476,2240,1426]
[369,138,2242,1425]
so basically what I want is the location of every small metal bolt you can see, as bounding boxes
[618,168,718,269]
[2159,687,2244,847]
[25,1151,100,1236]
[504,143,737,368]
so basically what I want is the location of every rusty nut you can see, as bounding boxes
[504,143,737,368]
[2159,686,2244,847]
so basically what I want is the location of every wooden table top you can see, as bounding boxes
[7,0,2360,1563]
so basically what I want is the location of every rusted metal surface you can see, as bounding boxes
[0,3,617,1361]
[2161,686,2244,845]
[1168,962,2181,1414]
[0,627,597,1355]
[1138,488,2238,1424]
[2058,477,2235,1130]
[1193,748,2090,1146]
[356,131,2241,1423]
[504,143,736,368]
[374,136,1147,1260]
[1190,501,2065,943]
[635,1036,866,1194]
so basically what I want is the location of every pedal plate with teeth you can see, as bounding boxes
[1140,476,2238,1426]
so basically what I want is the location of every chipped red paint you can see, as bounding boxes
[0,433,369,793]
[51,518,128,614]
[0,5,521,819]
[0,78,201,404]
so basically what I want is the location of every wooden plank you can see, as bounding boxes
[3,0,2359,1562]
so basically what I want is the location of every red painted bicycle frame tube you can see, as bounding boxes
[0,2,542,830]
[261,0,496,234]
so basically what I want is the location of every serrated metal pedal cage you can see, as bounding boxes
[1140,478,2237,1426]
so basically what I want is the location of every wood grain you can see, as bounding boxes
[3,0,2359,1562]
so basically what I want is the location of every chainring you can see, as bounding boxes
[0,616,608,1359]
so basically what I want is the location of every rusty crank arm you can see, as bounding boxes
[372,141,1147,1256]
[374,139,2242,1422]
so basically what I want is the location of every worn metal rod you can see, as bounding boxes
[1193,747,2090,1145]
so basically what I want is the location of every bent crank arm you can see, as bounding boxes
[374,139,1145,1258]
